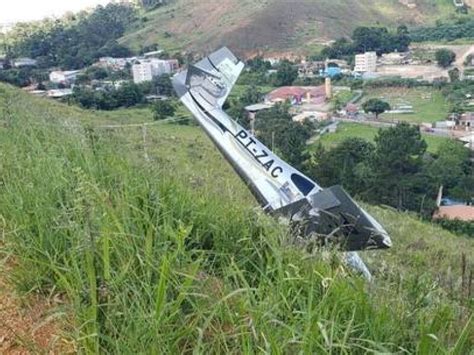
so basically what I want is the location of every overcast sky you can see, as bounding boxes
[0,0,112,23]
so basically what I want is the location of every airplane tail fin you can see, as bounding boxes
[174,47,244,108]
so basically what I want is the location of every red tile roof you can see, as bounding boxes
[267,86,326,103]
[433,206,474,222]
[346,103,359,113]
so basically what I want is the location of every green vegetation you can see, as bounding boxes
[0,67,48,87]
[71,74,175,110]
[363,87,450,123]
[318,122,448,154]
[255,103,316,167]
[4,3,136,69]
[362,98,391,119]
[441,80,474,113]
[435,48,456,68]
[72,82,148,110]
[320,26,411,59]
[0,83,473,353]
[152,99,176,120]
[411,17,474,43]
[307,123,473,217]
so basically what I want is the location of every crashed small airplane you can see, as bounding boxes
[173,47,391,278]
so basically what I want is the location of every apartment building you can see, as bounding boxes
[132,59,180,83]
[354,52,377,73]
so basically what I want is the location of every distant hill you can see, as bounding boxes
[120,0,458,56]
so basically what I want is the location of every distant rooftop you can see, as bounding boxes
[433,205,474,222]
[245,103,273,112]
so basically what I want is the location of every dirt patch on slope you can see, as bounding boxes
[0,260,74,354]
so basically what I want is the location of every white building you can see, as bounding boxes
[132,59,179,83]
[13,58,37,68]
[132,62,154,83]
[49,70,81,85]
[354,52,377,73]
[47,89,73,98]
[97,57,137,71]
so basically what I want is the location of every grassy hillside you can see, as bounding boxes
[121,0,457,55]
[0,83,473,353]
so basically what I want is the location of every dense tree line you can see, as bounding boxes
[410,18,474,42]
[316,26,411,60]
[4,3,137,69]
[0,67,48,87]
[238,58,298,87]
[304,124,473,217]
[71,74,174,110]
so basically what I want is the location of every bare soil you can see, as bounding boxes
[0,259,74,354]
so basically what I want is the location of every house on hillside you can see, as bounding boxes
[324,66,342,78]
[265,86,327,105]
[379,52,411,65]
[49,70,81,86]
[132,59,180,83]
[96,57,138,71]
[244,103,273,121]
[457,112,474,131]
[293,111,328,122]
[344,103,360,118]
[12,58,37,68]
[47,89,73,98]
[144,50,163,58]
[433,205,474,222]
[297,61,325,78]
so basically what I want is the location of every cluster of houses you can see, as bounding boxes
[297,59,350,78]
[294,47,474,83]
[245,78,335,123]
[1,50,181,99]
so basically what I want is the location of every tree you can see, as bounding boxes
[153,74,174,96]
[428,140,472,200]
[305,138,374,194]
[113,82,145,107]
[448,68,460,82]
[152,100,175,120]
[395,25,411,52]
[226,85,263,128]
[369,123,432,212]
[435,49,456,68]
[273,60,298,86]
[362,99,391,119]
[5,3,137,70]
[254,103,313,167]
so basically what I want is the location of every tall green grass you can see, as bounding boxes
[0,84,472,353]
